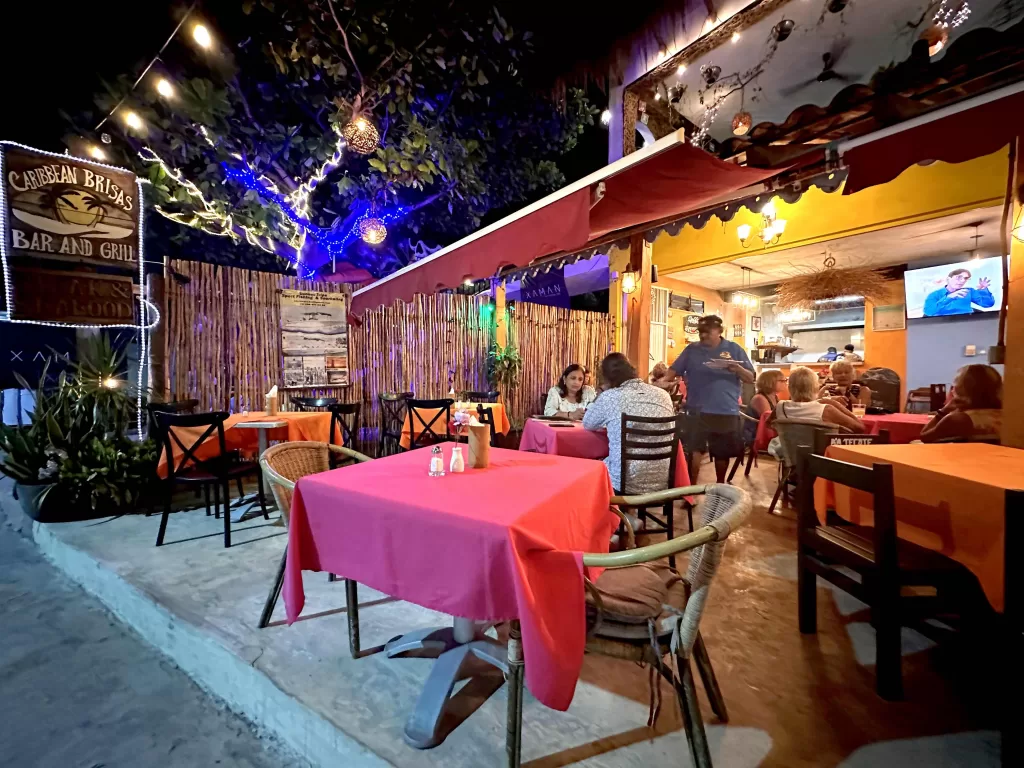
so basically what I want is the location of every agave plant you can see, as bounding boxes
[0,336,156,512]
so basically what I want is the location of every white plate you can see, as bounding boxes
[703,359,733,369]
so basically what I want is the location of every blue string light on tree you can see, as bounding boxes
[221,161,408,268]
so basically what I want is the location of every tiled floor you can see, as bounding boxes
[25,454,1000,767]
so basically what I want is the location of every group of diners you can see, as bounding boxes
[539,312,1004,501]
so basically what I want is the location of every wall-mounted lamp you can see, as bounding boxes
[738,198,786,248]
[621,269,639,294]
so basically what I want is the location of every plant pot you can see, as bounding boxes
[15,482,102,523]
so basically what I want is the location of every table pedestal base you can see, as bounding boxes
[385,618,508,749]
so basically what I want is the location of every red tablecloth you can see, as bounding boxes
[518,419,691,489]
[283,445,617,711]
[861,413,931,444]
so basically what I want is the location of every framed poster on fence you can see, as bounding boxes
[280,289,350,388]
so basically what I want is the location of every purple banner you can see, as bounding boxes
[519,269,570,308]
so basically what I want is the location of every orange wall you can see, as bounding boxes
[658,275,725,364]
[863,278,908,406]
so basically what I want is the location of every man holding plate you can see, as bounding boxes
[668,315,755,483]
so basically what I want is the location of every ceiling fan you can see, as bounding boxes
[780,39,861,96]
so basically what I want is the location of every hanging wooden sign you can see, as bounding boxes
[10,267,135,325]
[2,144,139,268]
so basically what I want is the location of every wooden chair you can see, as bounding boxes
[461,390,499,403]
[378,392,413,457]
[147,399,199,435]
[505,484,752,768]
[291,396,339,412]
[727,406,760,482]
[406,398,454,448]
[768,418,839,516]
[813,429,890,456]
[905,387,932,414]
[476,404,497,445]
[328,402,361,460]
[152,411,268,549]
[258,442,373,648]
[619,413,687,556]
[147,400,205,515]
[797,453,986,700]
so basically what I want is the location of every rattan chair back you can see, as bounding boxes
[260,441,371,526]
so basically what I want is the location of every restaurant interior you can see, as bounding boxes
[3,25,1022,768]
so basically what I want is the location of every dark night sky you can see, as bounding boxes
[0,0,657,191]
[0,2,189,149]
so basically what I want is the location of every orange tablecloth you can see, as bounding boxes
[814,443,1024,612]
[156,411,337,477]
[400,402,511,449]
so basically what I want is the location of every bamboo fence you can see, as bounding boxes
[166,260,610,450]
[504,302,611,427]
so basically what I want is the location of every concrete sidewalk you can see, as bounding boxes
[0,526,300,768]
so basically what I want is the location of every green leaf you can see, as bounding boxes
[367,158,387,173]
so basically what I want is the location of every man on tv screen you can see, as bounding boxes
[923,268,994,317]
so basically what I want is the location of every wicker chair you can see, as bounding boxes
[505,484,752,768]
[258,442,373,653]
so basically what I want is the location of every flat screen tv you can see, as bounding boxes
[904,256,1004,319]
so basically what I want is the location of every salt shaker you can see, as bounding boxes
[428,445,445,476]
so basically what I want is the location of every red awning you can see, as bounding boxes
[353,137,788,313]
[352,189,590,313]
[588,142,782,239]
[842,87,1024,196]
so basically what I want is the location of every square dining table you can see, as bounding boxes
[815,443,1023,613]
[283,444,617,748]
[399,401,511,449]
[518,418,692,489]
[156,410,338,478]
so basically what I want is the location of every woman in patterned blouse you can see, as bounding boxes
[543,363,597,420]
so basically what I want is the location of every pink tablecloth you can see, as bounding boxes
[862,413,932,444]
[283,445,617,711]
[518,419,692,489]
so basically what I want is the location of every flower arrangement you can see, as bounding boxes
[452,409,474,441]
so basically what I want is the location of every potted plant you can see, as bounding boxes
[0,338,157,522]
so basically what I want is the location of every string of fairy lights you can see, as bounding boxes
[75,3,389,280]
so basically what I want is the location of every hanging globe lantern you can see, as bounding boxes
[342,115,380,154]
[358,216,387,245]
[731,111,753,136]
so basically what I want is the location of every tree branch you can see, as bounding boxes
[327,0,364,88]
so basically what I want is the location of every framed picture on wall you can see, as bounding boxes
[732,324,743,338]
[751,315,762,332]
[872,304,907,331]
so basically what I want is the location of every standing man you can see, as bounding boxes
[669,315,755,483]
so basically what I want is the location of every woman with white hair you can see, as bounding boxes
[771,366,865,433]
[818,359,871,409]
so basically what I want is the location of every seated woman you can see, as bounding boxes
[648,362,679,397]
[751,369,786,418]
[769,366,865,434]
[818,360,872,409]
[920,364,1002,443]
[543,363,596,420]
[583,353,675,494]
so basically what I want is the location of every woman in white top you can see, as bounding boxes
[770,366,865,432]
[544,364,597,420]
